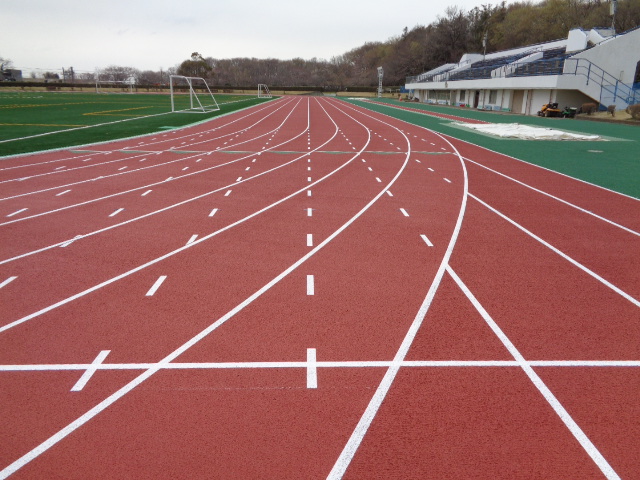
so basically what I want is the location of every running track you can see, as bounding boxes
[0,97,638,479]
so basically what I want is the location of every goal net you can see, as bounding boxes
[170,75,220,113]
[258,84,272,98]
[95,76,135,94]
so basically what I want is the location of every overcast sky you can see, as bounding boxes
[4,0,508,75]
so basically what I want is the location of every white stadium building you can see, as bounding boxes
[405,26,640,115]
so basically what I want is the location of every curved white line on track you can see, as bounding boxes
[463,156,640,236]
[327,98,469,479]
[0,98,297,200]
[0,97,416,478]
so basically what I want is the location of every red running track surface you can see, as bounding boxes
[0,97,638,479]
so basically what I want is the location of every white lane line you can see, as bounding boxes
[307,208,313,217]
[141,190,152,196]
[108,208,124,217]
[55,190,71,197]
[444,178,451,183]
[470,193,640,308]
[400,208,409,217]
[224,190,232,197]
[307,190,312,197]
[70,351,111,392]
[60,235,83,248]
[307,275,315,295]
[367,167,373,172]
[307,234,313,247]
[415,159,421,163]
[182,167,190,171]
[0,276,17,289]
[208,208,218,217]
[252,158,256,163]
[361,159,366,163]
[54,166,66,170]
[186,234,198,245]
[447,266,621,480]
[386,191,393,197]
[462,156,640,237]
[6,208,28,218]
[420,234,434,247]
[428,168,434,172]
[5,359,640,373]
[307,348,318,389]
[245,167,250,171]
[145,275,167,297]
[308,166,311,171]
[375,177,381,183]
[118,166,127,171]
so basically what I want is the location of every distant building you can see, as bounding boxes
[1,68,23,81]
[405,27,640,115]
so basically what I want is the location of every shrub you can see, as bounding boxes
[607,105,616,117]
[581,102,597,115]
[626,104,640,120]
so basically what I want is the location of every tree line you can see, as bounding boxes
[8,0,637,88]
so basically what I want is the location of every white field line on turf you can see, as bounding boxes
[0,98,355,334]
[3,359,640,373]
[0,98,407,478]
[447,266,621,480]
[327,110,467,479]
[0,106,319,265]
[463,156,640,236]
[470,193,640,308]
[0,99,299,205]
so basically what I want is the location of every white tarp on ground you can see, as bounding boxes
[453,122,602,141]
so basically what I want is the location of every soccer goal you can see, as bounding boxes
[95,76,135,94]
[170,75,220,113]
[258,84,272,98]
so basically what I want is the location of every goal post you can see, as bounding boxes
[258,84,272,98]
[169,75,220,113]
[95,77,134,94]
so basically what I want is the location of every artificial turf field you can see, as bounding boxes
[0,91,272,157]
[1,91,638,198]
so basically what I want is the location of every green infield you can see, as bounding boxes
[345,98,640,199]
[0,91,274,157]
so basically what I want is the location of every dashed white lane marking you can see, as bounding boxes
[428,168,434,172]
[252,158,256,163]
[386,191,393,197]
[308,167,311,171]
[60,235,83,248]
[367,167,373,172]
[308,177,312,182]
[307,190,312,197]
[307,234,313,247]
[118,166,128,171]
[307,208,313,217]
[375,177,381,183]
[245,166,250,171]
[236,177,242,182]
[307,275,315,295]
[361,159,366,163]
[55,190,71,197]
[400,208,409,217]
[182,167,190,171]
[141,190,152,196]
[71,351,111,392]
[0,276,17,289]
[224,190,232,197]
[186,234,198,245]
[54,166,66,171]
[444,178,451,183]
[208,208,218,217]
[415,159,421,163]
[145,275,167,297]
[6,208,28,218]
[420,234,434,247]
[108,208,124,217]
[307,348,318,389]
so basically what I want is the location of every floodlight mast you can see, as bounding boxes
[377,67,383,98]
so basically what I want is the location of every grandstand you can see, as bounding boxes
[405,27,640,115]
